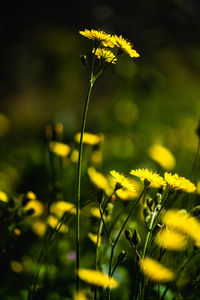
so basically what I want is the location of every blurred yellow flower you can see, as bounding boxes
[113,35,140,58]
[47,215,68,233]
[164,172,196,193]
[78,269,118,288]
[49,141,71,157]
[32,220,47,237]
[116,188,138,201]
[13,228,21,236]
[155,226,187,251]
[140,257,174,282]
[26,191,37,200]
[91,150,103,165]
[148,144,176,170]
[75,290,89,300]
[24,200,44,217]
[88,167,111,195]
[162,209,200,245]
[79,29,115,48]
[70,149,79,163]
[110,170,136,192]
[130,168,165,187]
[10,261,23,273]
[88,232,101,246]
[90,207,101,219]
[93,48,117,64]
[74,132,104,145]
[0,190,8,203]
[50,201,76,218]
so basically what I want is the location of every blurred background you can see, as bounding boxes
[0,1,200,299]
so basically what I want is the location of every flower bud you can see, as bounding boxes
[191,205,200,217]
[125,229,132,243]
[117,250,127,264]
[131,229,141,247]
[155,193,162,204]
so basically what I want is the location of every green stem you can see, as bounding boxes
[76,80,94,292]
[105,185,147,300]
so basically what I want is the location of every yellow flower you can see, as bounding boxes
[32,220,47,237]
[162,209,200,245]
[79,29,115,48]
[24,200,44,217]
[74,132,104,145]
[88,167,111,195]
[0,190,8,203]
[148,144,176,170]
[88,232,101,246]
[75,290,89,300]
[113,35,140,58]
[130,168,165,187]
[78,269,118,288]
[49,141,71,157]
[90,207,101,219]
[93,48,117,64]
[26,191,37,200]
[47,215,68,233]
[10,261,23,273]
[50,201,76,218]
[140,257,174,282]
[116,188,138,201]
[155,226,187,251]
[110,170,136,192]
[164,172,196,193]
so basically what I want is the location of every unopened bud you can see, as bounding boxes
[132,229,141,247]
[155,193,162,204]
[191,206,200,217]
[80,55,87,66]
[117,250,127,263]
[125,229,132,243]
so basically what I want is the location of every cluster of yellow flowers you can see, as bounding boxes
[79,29,139,64]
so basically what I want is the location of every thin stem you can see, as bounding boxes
[76,80,94,292]
[105,185,147,300]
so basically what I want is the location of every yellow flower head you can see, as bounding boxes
[88,232,101,246]
[162,209,200,245]
[74,132,104,145]
[116,188,139,201]
[24,200,44,217]
[88,167,111,195]
[155,226,187,251]
[10,261,23,273]
[47,215,68,233]
[140,257,174,282]
[0,190,8,203]
[110,170,136,192]
[90,207,101,219]
[32,220,47,237]
[130,168,165,187]
[75,290,89,300]
[93,48,117,64]
[26,191,37,201]
[113,35,140,58]
[148,144,176,170]
[79,29,115,48]
[78,269,118,288]
[164,172,196,193]
[49,141,71,157]
[50,201,76,218]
